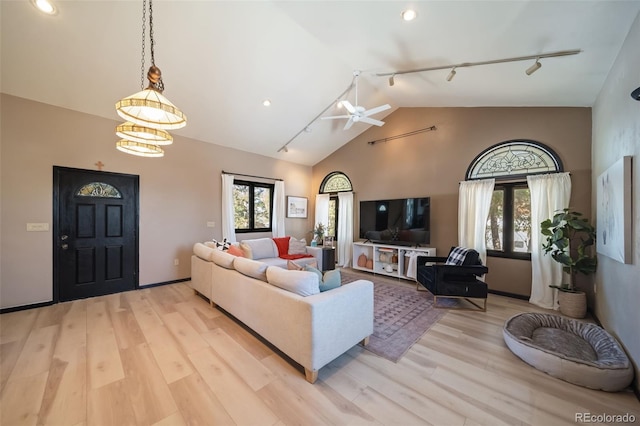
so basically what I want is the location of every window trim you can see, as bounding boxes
[486,182,531,261]
[233,179,274,233]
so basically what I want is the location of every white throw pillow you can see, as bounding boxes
[288,237,307,255]
[240,238,277,260]
[233,257,268,282]
[266,266,320,296]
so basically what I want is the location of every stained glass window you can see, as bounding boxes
[320,172,353,193]
[466,140,563,181]
[76,182,122,198]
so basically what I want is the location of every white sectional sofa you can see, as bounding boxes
[190,242,374,383]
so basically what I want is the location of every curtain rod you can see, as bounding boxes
[367,125,437,146]
[222,170,283,181]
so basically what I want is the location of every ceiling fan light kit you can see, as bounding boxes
[115,0,187,158]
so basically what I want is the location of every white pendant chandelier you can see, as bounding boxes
[115,0,186,157]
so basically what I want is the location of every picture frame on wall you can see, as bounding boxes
[596,156,632,264]
[287,196,308,218]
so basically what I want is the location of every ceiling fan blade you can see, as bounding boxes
[343,117,355,130]
[341,100,356,114]
[359,117,385,127]
[321,115,350,120]
[362,104,391,117]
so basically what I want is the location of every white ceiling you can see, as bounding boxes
[2,1,640,165]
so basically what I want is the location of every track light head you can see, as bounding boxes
[388,74,395,87]
[631,87,640,101]
[446,68,456,82]
[526,59,542,76]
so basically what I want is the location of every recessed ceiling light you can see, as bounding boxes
[401,9,417,21]
[263,99,271,107]
[32,0,57,15]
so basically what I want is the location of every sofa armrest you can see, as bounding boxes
[433,264,488,279]
[417,255,448,265]
[304,279,374,371]
[304,246,324,266]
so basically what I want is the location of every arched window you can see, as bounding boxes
[319,171,353,193]
[466,140,563,259]
[318,171,353,240]
[466,139,563,181]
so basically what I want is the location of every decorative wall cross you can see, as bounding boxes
[95,161,104,171]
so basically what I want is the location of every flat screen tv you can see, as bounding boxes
[359,197,430,246]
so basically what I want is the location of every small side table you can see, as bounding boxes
[306,246,336,271]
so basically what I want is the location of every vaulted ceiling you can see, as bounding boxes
[2,1,639,165]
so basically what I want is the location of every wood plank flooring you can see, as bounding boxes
[1,271,638,425]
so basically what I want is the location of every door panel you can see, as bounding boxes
[54,167,139,302]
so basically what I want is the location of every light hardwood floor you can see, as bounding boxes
[1,271,638,426]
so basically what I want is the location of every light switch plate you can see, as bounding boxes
[27,223,50,232]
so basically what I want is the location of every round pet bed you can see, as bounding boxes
[503,313,633,392]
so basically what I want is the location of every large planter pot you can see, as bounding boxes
[558,290,587,318]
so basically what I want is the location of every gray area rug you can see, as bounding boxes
[341,271,447,363]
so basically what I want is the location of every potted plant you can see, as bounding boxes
[541,208,597,318]
[310,223,325,246]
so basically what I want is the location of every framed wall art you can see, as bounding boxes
[287,196,308,218]
[596,156,632,264]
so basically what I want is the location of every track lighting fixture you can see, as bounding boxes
[525,59,542,76]
[389,74,395,87]
[376,49,580,81]
[631,87,640,101]
[446,68,456,82]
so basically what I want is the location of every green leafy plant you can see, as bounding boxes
[310,223,325,241]
[541,208,597,292]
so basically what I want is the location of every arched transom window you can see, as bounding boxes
[319,171,353,194]
[466,139,563,181]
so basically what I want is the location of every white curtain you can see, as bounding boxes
[337,192,354,267]
[221,174,237,243]
[458,179,495,266]
[528,172,571,310]
[315,194,330,231]
[272,180,286,237]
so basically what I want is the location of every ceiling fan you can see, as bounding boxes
[322,71,391,130]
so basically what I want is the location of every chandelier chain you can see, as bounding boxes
[140,0,146,90]
[149,0,155,66]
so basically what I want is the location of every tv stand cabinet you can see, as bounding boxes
[352,242,435,280]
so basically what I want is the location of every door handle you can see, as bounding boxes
[61,243,69,250]
[60,235,68,241]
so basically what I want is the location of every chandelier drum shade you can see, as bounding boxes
[116,140,164,157]
[115,0,186,157]
[116,122,173,145]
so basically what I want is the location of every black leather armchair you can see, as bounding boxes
[416,246,488,311]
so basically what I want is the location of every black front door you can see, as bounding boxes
[54,166,139,302]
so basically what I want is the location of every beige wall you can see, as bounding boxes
[0,94,313,309]
[313,107,592,297]
[592,12,640,393]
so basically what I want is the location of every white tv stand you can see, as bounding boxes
[352,241,436,280]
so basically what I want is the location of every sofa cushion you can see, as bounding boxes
[233,257,268,282]
[210,248,236,269]
[288,237,307,255]
[273,237,290,257]
[303,265,342,292]
[266,267,320,296]
[240,238,278,260]
[193,243,215,261]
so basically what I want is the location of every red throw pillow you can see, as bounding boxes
[227,245,245,257]
[272,236,290,257]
